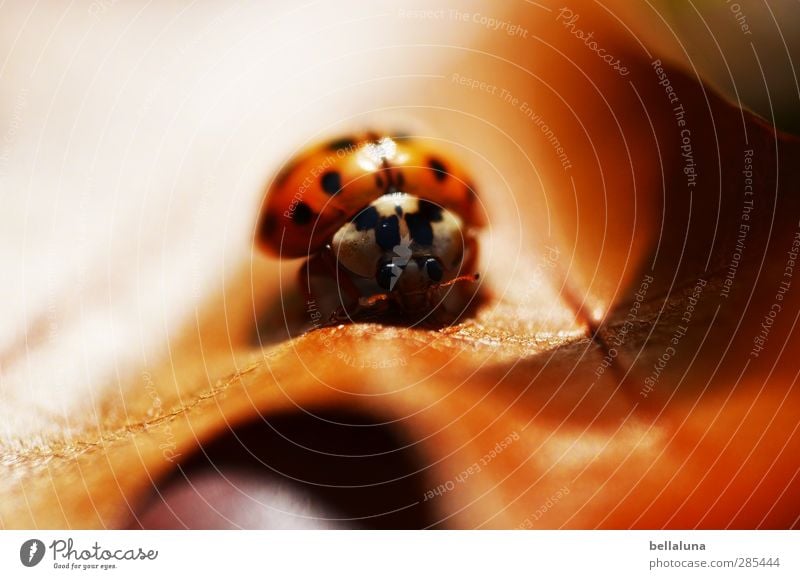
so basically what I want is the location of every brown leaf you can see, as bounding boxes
[1,1,798,529]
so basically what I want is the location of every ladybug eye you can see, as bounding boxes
[376,262,401,291]
[424,258,443,282]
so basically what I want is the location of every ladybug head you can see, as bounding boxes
[332,193,465,292]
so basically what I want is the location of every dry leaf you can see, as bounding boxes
[1,0,798,529]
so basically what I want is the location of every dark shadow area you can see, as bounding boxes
[129,409,436,529]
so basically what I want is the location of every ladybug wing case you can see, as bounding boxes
[256,135,483,259]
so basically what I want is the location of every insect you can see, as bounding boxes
[256,133,483,322]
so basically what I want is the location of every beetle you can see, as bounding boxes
[256,133,483,322]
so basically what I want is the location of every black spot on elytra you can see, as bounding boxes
[396,171,405,188]
[375,215,401,250]
[292,202,313,225]
[428,158,448,182]
[321,171,342,195]
[375,174,384,189]
[405,212,433,246]
[354,206,379,231]
[328,137,356,152]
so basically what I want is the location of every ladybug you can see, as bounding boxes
[256,133,483,322]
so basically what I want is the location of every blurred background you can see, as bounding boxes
[660,0,800,134]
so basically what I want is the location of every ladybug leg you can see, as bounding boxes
[429,230,482,298]
[440,272,481,288]
[427,272,481,298]
[298,256,314,297]
[298,247,364,325]
[333,281,400,323]
[313,245,383,323]
[357,292,393,312]
[420,273,480,327]
[334,287,404,321]
[324,291,393,325]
